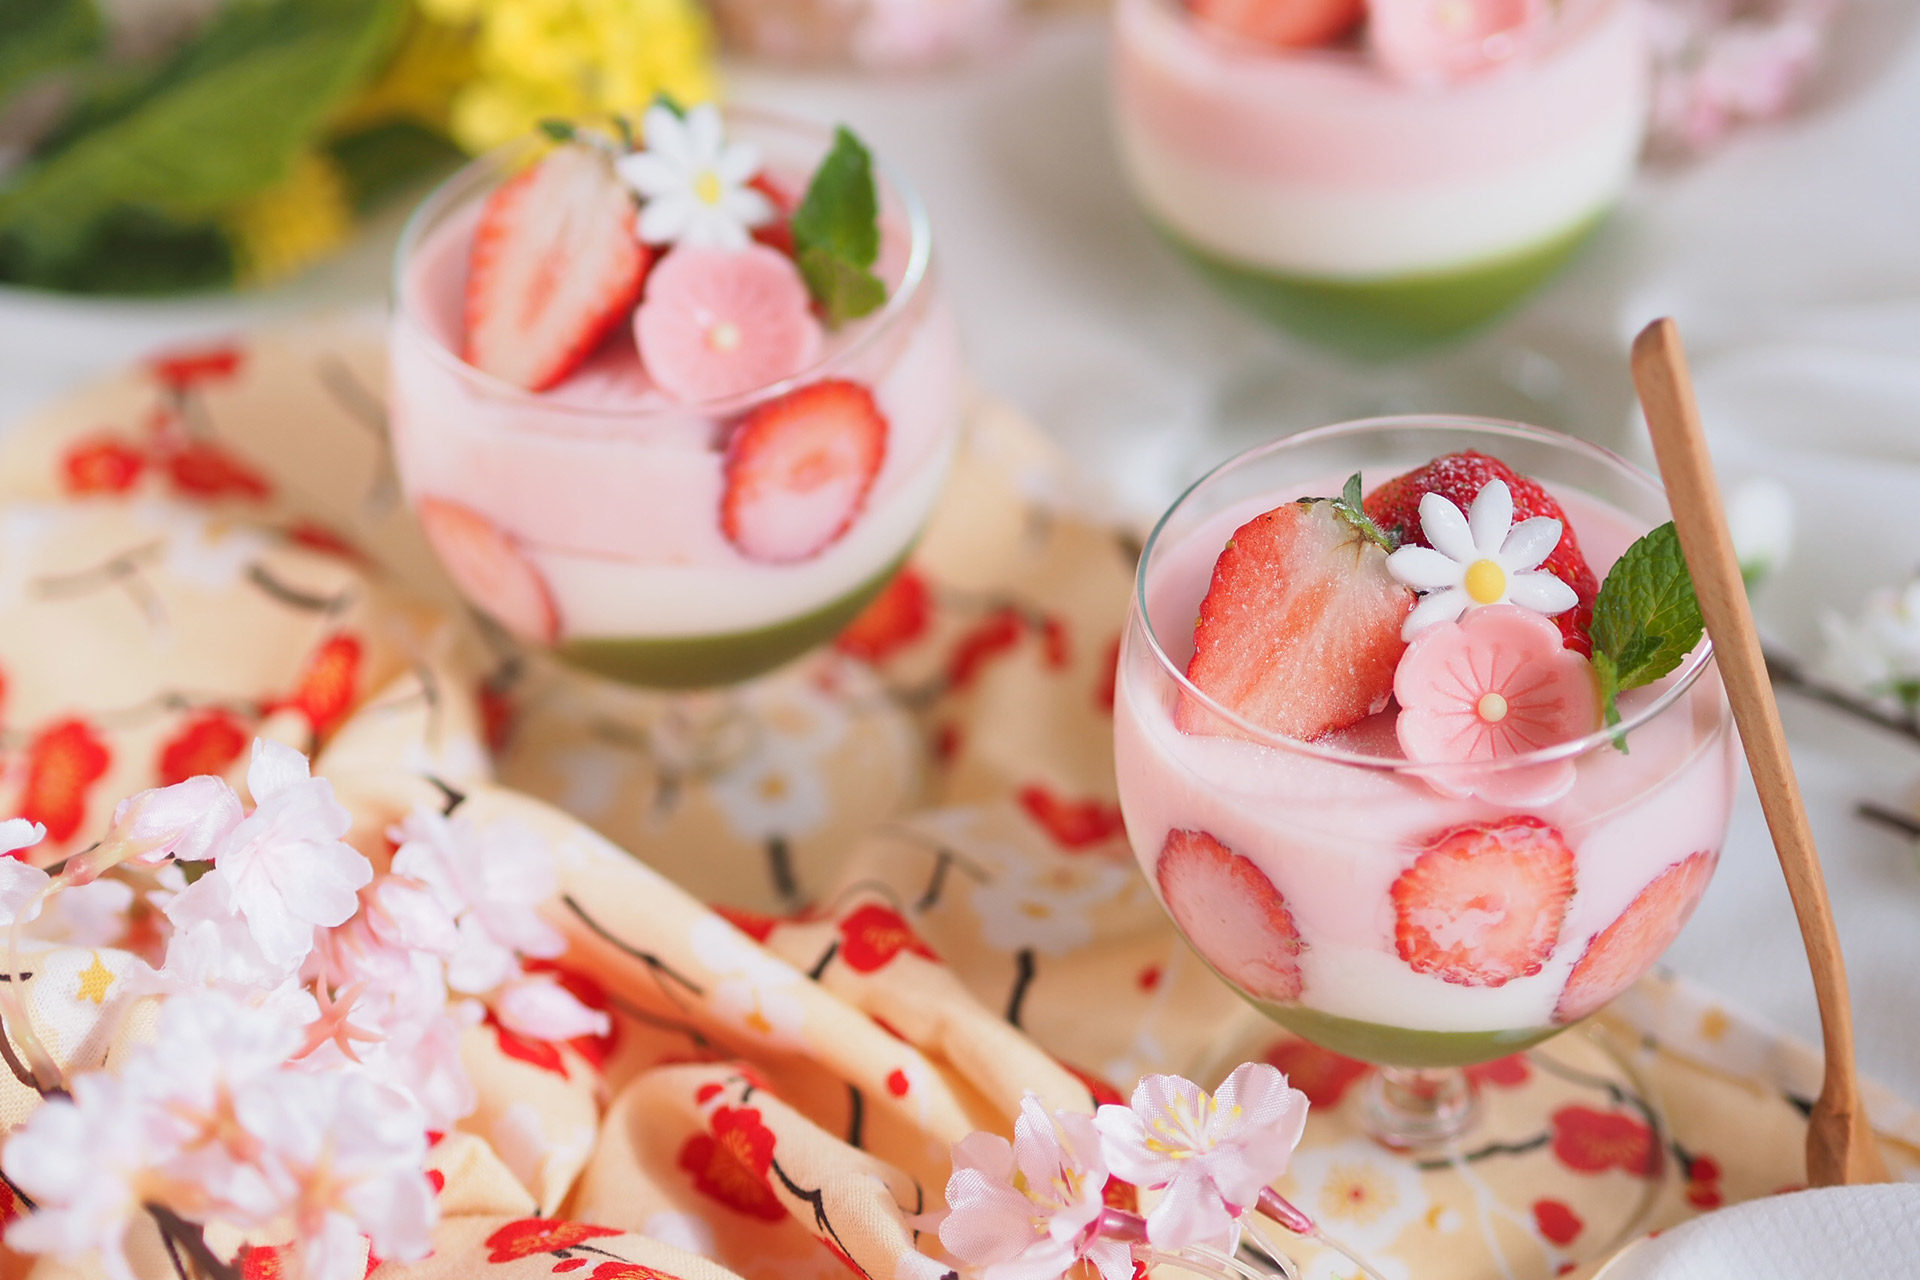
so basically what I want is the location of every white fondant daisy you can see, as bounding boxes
[615,104,775,250]
[1386,478,1578,640]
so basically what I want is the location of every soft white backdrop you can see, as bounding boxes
[4,3,1920,1098]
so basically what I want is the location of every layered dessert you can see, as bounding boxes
[1111,0,1650,356]
[390,105,964,688]
[1114,425,1736,1067]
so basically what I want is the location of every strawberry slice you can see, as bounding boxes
[417,498,562,644]
[749,173,798,258]
[464,144,651,392]
[1156,829,1305,1003]
[1179,497,1414,742]
[1554,851,1715,1023]
[721,380,888,563]
[1392,816,1576,988]
[1188,0,1366,49]
[1364,451,1599,656]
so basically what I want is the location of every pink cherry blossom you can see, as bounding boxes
[389,807,566,995]
[1646,0,1836,155]
[1093,1064,1308,1250]
[0,817,44,860]
[1394,605,1598,805]
[103,774,243,865]
[2,1071,192,1280]
[165,740,371,969]
[940,1095,1134,1280]
[493,973,611,1041]
[1367,0,1547,82]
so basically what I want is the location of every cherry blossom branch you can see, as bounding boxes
[147,1203,241,1280]
[243,564,357,615]
[1764,645,1920,746]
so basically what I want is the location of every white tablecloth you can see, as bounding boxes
[4,6,1920,1100]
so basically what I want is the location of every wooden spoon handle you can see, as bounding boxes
[1631,318,1886,1186]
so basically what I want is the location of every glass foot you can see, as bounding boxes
[1360,1066,1479,1150]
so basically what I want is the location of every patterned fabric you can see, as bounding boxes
[0,322,1914,1280]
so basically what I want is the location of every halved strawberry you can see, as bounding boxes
[464,144,651,392]
[749,173,797,259]
[1156,829,1305,1002]
[721,380,888,563]
[1188,0,1365,49]
[1392,816,1576,987]
[417,497,562,644]
[1554,851,1715,1023]
[1364,451,1599,656]
[1179,497,1414,741]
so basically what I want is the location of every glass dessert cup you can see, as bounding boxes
[1114,417,1737,1159]
[1109,0,1650,359]
[387,108,965,694]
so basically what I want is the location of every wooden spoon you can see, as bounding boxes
[1631,317,1888,1186]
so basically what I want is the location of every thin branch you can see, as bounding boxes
[1765,646,1920,748]
[1857,802,1920,840]
[146,1205,240,1280]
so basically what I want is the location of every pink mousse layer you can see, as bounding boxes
[389,191,965,640]
[1113,484,1737,1034]
[1112,0,1648,188]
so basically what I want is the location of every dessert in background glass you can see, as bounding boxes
[1114,417,1735,1150]
[389,105,964,691]
[1110,0,1650,357]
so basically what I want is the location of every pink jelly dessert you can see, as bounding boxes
[1113,421,1736,1067]
[1109,0,1650,354]
[388,106,965,688]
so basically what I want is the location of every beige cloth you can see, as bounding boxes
[0,321,1912,1280]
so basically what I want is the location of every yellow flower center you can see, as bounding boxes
[1476,692,1509,723]
[708,321,740,352]
[1464,558,1506,604]
[694,170,723,205]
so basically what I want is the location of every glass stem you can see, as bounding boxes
[1359,1063,1478,1149]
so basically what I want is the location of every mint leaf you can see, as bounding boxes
[1590,521,1704,735]
[791,125,885,326]
[0,0,405,285]
[798,246,886,329]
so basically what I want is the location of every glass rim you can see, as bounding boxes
[388,103,935,422]
[1132,414,1718,772]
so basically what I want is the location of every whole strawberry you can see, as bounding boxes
[1365,451,1598,655]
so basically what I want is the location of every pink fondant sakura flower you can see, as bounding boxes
[940,1095,1134,1280]
[1093,1064,1309,1251]
[634,244,823,403]
[1368,0,1547,82]
[1395,605,1598,805]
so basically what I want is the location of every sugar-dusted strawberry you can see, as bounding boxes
[1392,816,1576,987]
[1188,0,1365,49]
[417,498,562,644]
[1156,829,1305,1002]
[1555,851,1715,1023]
[1364,451,1598,655]
[1178,494,1414,742]
[749,173,797,258]
[721,379,888,563]
[464,144,651,392]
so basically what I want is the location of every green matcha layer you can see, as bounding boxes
[1252,1000,1562,1070]
[1165,212,1608,361]
[559,552,907,690]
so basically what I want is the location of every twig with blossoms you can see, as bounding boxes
[933,1064,1388,1280]
[0,739,607,1280]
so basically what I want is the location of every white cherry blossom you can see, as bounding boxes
[940,1094,1133,1280]
[1094,1064,1308,1250]
[389,806,565,995]
[493,972,609,1042]
[165,740,370,969]
[103,774,243,865]
[1816,575,1920,709]
[616,103,775,250]
[1386,479,1578,640]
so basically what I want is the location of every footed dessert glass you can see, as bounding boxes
[1110,0,1649,357]
[389,108,965,691]
[1114,417,1736,1149]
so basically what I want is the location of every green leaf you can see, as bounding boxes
[791,125,885,325]
[1328,471,1395,552]
[0,0,406,283]
[325,120,462,215]
[797,245,887,329]
[1589,521,1704,735]
[0,0,100,108]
